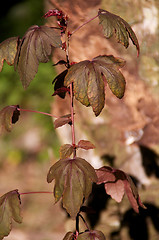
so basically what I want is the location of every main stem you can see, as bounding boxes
[70,82,76,158]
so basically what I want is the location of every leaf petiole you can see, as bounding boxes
[20,191,52,195]
[71,14,99,35]
[17,107,58,118]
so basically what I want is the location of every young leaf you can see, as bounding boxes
[64,55,125,116]
[96,166,146,213]
[54,114,72,129]
[0,37,19,72]
[63,232,74,240]
[60,144,74,158]
[15,25,62,89]
[78,140,95,150]
[98,9,140,56]
[77,230,106,240]
[0,189,22,240]
[47,157,97,219]
[52,70,69,99]
[0,105,20,135]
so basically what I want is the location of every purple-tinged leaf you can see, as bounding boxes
[77,230,106,240]
[0,105,20,135]
[63,232,74,240]
[0,190,22,240]
[98,9,140,56]
[78,140,95,150]
[96,166,146,213]
[0,37,19,72]
[54,114,72,129]
[64,55,125,116]
[47,157,97,219]
[52,70,68,98]
[15,25,62,89]
[60,144,73,159]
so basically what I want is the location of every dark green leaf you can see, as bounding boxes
[77,230,106,240]
[64,55,125,116]
[0,190,22,240]
[0,37,19,72]
[47,157,97,219]
[0,105,20,135]
[98,9,140,56]
[15,25,62,89]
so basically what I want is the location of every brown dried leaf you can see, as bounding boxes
[63,232,74,240]
[78,140,95,150]
[47,157,97,219]
[64,55,125,116]
[0,105,20,135]
[98,9,140,56]
[0,37,19,72]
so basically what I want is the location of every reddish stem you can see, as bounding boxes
[70,83,76,158]
[71,14,99,35]
[17,107,58,118]
[20,191,52,195]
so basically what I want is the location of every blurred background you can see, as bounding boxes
[0,0,159,240]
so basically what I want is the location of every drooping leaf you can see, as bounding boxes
[52,69,69,98]
[14,25,62,89]
[0,105,20,135]
[96,166,146,213]
[60,144,74,159]
[0,189,22,240]
[98,9,140,56]
[63,232,74,240]
[0,37,19,72]
[77,230,106,240]
[54,114,72,128]
[78,140,95,150]
[47,157,97,219]
[64,55,126,116]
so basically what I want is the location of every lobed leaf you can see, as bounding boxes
[78,140,95,150]
[77,230,106,240]
[0,37,19,72]
[0,105,20,135]
[60,144,74,159]
[0,190,22,240]
[98,9,140,56]
[47,157,97,219]
[64,55,125,116]
[15,25,62,89]
[96,166,146,213]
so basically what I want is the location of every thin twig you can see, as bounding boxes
[17,107,58,118]
[71,14,99,35]
[20,191,53,195]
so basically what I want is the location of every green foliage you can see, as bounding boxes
[0,190,22,240]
